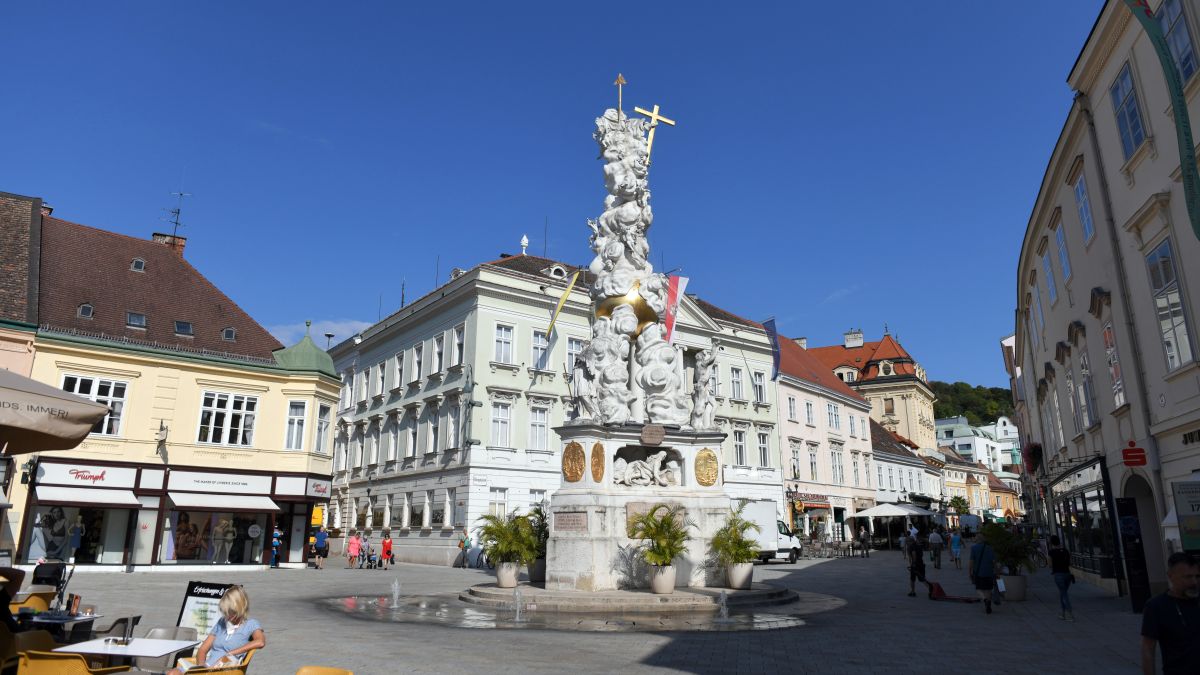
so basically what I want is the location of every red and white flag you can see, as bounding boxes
[663,275,689,345]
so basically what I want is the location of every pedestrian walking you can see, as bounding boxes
[359,532,371,569]
[345,531,360,569]
[907,535,932,598]
[1140,552,1199,675]
[270,525,282,568]
[898,532,907,564]
[949,529,963,570]
[455,528,472,568]
[314,526,329,570]
[1048,535,1073,621]
[969,534,998,614]
[858,526,870,558]
[381,532,393,570]
[928,529,944,569]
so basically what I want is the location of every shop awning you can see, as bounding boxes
[35,485,140,507]
[168,492,280,512]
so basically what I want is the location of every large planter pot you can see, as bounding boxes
[495,562,520,588]
[528,558,547,583]
[1001,574,1027,601]
[726,562,754,590]
[649,565,677,594]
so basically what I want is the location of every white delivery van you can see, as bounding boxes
[739,499,804,563]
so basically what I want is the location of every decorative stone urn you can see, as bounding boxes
[726,562,754,590]
[649,565,676,595]
[495,562,520,589]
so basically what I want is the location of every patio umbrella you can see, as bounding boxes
[0,369,109,454]
[851,503,915,551]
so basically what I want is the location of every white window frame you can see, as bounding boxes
[453,325,465,367]
[393,351,404,389]
[1074,174,1095,244]
[532,330,550,370]
[491,402,511,447]
[757,432,770,467]
[826,402,840,430]
[494,324,514,364]
[489,487,508,518]
[407,414,419,458]
[60,374,128,437]
[1146,237,1195,370]
[285,399,307,451]
[567,337,585,372]
[730,368,744,400]
[1055,223,1072,281]
[433,334,444,374]
[1043,253,1057,305]
[388,418,399,461]
[529,406,549,451]
[376,362,385,397]
[752,372,766,403]
[314,404,331,454]
[428,412,440,454]
[787,396,797,421]
[196,390,258,447]
[413,343,424,381]
[1103,322,1126,408]
[808,444,819,481]
[733,430,747,466]
[805,401,814,425]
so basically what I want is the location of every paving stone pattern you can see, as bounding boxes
[67,551,1141,674]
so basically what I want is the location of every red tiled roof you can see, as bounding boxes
[807,333,919,382]
[38,216,282,360]
[987,471,1016,493]
[778,336,865,402]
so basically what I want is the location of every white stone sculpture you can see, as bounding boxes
[570,344,599,422]
[635,324,690,425]
[612,450,672,487]
[690,340,720,430]
[590,316,634,424]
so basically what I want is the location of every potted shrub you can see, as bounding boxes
[527,504,550,583]
[710,504,761,589]
[628,503,694,594]
[476,510,534,588]
[980,522,1038,601]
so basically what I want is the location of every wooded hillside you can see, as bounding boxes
[931,381,1014,426]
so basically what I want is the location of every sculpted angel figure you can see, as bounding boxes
[636,323,689,425]
[690,340,720,430]
[570,341,599,422]
[590,316,634,424]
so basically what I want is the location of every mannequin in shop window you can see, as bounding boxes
[211,519,235,564]
[47,506,69,560]
[67,516,84,563]
[175,512,202,560]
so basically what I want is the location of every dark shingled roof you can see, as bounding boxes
[870,418,919,459]
[38,216,282,360]
[778,336,866,403]
[482,254,597,286]
[688,296,762,329]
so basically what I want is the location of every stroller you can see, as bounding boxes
[32,561,73,610]
[364,547,381,570]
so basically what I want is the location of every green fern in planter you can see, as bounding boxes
[628,504,695,567]
[980,522,1039,576]
[475,510,535,565]
[710,503,761,566]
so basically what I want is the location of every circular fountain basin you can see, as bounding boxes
[321,583,842,632]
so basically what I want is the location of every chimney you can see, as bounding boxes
[793,337,807,349]
[844,328,864,348]
[152,232,187,257]
[40,204,53,216]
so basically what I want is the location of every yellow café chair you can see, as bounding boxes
[296,667,354,675]
[16,650,130,674]
[8,589,57,615]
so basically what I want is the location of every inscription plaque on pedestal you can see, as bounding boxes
[554,511,589,532]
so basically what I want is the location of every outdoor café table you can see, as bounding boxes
[21,612,102,641]
[54,637,201,667]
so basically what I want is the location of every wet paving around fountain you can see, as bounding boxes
[321,592,808,632]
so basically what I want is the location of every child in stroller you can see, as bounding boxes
[364,547,380,570]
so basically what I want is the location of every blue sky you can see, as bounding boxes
[1,2,1104,387]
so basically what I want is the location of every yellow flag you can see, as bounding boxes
[546,270,581,336]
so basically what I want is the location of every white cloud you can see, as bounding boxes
[820,284,860,306]
[268,319,372,348]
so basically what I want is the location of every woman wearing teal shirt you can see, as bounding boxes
[169,585,265,674]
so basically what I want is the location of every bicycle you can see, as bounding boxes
[472,550,494,570]
[1031,547,1048,568]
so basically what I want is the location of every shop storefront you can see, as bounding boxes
[18,459,330,568]
[1049,458,1120,578]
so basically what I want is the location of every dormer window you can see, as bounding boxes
[222,327,237,342]
[175,321,194,336]
[547,265,568,279]
[131,258,146,272]
[880,361,894,376]
[126,312,146,329]
[77,303,94,319]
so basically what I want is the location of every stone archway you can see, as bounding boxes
[1123,473,1166,595]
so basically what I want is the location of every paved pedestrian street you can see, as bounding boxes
[68,551,1141,674]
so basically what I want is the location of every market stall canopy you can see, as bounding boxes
[852,503,915,518]
[0,369,109,454]
[899,504,936,517]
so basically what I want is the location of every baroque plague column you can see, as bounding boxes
[546,97,729,592]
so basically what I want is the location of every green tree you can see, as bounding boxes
[931,380,1014,425]
[948,496,970,515]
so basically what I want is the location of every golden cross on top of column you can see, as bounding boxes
[634,104,676,165]
[614,73,626,119]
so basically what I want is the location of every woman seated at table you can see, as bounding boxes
[168,585,265,674]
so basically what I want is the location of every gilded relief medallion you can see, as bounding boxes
[562,442,585,482]
[590,442,605,482]
[695,448,719,487]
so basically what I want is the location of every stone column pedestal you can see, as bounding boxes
[545,422,729,592]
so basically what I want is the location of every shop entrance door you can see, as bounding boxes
[289,513,306,563]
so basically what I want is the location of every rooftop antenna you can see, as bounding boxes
[324,332,335,349]
[162,191,191,238]
[401,278,406,308]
